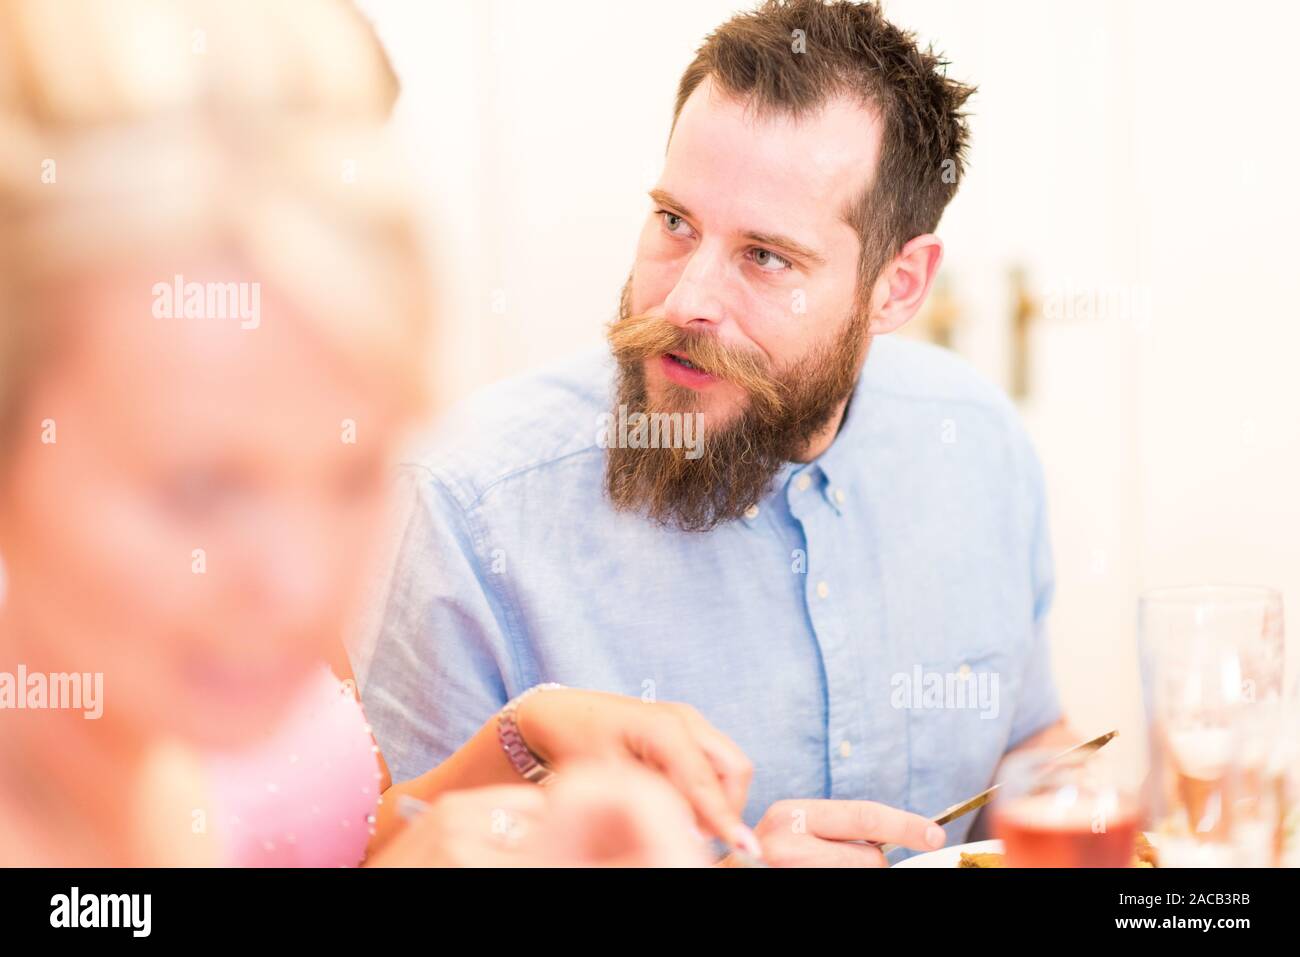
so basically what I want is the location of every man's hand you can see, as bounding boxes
[734,799,947,867]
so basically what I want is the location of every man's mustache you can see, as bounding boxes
[606,312,784,413]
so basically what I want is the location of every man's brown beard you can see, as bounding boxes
[604,281,869,532]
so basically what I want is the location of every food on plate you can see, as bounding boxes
[1131,832,1157,867]
[957,851,1004,868]
[958,833,1158,868]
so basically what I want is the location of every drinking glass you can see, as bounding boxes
[991,748,1141,867]
[1138,586,1286,866]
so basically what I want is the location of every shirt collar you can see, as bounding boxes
[798,368,870,515]
[746,365,871,522]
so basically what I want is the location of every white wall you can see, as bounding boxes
[361,0,749,402]
[1129,1,1300,672]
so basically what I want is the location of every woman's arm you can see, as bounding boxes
[339,658,758,856]
[369,714,523,849]
[329,651,526,851]
[365,762,710,868]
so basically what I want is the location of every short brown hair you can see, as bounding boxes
[673,0,974,293]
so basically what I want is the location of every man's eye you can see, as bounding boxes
[751,248,793,272]
[658,210,691,236]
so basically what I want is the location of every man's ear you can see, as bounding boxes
[866,234,944,335]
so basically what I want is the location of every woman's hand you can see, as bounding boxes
[515,688,758,856]
[366,761,710,867]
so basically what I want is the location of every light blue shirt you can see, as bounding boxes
[359,335,1061,849]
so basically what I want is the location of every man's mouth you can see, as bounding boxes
[660,351,719,389]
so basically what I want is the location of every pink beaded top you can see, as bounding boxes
[204,665,381,867]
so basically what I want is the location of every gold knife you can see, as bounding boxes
[877,729,1118,856]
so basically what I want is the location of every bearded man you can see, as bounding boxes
[361,0,1076,865]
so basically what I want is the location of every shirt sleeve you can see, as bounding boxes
[354,466,516,784]
[1006,441,1064,749]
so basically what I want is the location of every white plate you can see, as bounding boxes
[891,839,1003,868]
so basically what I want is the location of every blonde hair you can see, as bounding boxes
[0,0,429,446]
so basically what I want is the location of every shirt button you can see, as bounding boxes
[816,581,829,599]
[833,488,846,505]
[796,474,812,492]
[958,663,972,677]
[743,504,760,520]
[839,739,852,758]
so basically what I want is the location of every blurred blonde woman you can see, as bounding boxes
[0,0,756,867]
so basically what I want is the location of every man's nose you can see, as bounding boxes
[662,243,728,331]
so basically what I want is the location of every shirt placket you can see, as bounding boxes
[788,465,905,809]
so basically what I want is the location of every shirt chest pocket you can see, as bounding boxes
[901,647,1019,822]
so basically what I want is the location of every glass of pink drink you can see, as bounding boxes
[992,749,1141,868]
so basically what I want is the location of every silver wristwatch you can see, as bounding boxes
[497,682,564,784]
